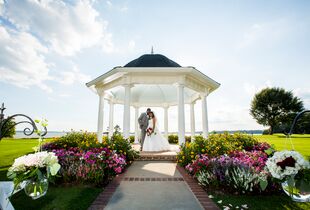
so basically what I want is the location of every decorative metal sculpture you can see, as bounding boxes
[0,103,47,140]
[287,110,310,135]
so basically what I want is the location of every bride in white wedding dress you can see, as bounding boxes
[142,111,172,152]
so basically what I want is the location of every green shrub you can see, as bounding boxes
[48,131,102,149]
[110,134,139,162]
[168,134,178,144]
[43,131,139,161]
[129,135,135,144]
[177,132,259,167]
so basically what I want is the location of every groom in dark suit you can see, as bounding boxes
[138,108,151,151]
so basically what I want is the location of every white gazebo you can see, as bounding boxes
[86,53,220,145]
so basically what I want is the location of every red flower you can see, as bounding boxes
[276,156,296,170]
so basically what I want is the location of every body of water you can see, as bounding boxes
[14,131,68,139]
[14,130,263,138]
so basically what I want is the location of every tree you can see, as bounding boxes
[250,87,304,134]
[1,118,16,138]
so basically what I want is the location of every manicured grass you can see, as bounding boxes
[255,134,310,158]
[0,138,39,180]
[11,185,102,210]
[0,138,102,210]
[210,192,310,210]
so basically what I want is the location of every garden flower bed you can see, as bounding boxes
[42,131,139,186]
[177,133,310,208]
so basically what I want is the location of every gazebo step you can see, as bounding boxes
[135,151,177,161]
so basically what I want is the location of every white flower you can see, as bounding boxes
[266,150,309,180]
[208,195,214,198]
[9,151,60,175]
[241,204,248,209]
[217,200,222,204]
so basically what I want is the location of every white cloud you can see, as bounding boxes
[58,66,91,85]
[0,26,52,92]
[243,80,272,97]
[237,19,291,49]
[106,1,112,7]
[128,40,136,50]
[2,0,114,56]
[293,88,310,109]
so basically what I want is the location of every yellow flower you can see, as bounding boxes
[120,150,123,153]
[190,155,194,158]
[124,152,126,155]
[201,149,205,153]
[182,156,185,159]
[190,151,194,155]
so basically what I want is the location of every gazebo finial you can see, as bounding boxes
[151,46,154,54]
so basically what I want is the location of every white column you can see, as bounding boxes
[190,102,196,141]
[177,84,185,145]
[97,92,105,143]
[134,107,140,144]
[201,93,209,138]
[164,106,169,138]
[108,101,114,138]
[123,84,131,139]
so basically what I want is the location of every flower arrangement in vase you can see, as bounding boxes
[7,119,61,199]
[266,150,310,202]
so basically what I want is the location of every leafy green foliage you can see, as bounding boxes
[167,135,191,144]
[1,118,16,138]
[177,133,259,167]
[168,134,178,144]
[250,87,304,134]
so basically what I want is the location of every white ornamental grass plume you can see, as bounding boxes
[266,150,310,180]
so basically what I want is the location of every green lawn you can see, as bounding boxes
[11,185,102,210]
[255,134,310,158]
[210,193,310,210]
[0,138,39,180]
[0,138,102,210]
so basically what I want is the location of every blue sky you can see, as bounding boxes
[0,0,310,132]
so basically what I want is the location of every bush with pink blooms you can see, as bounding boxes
[52,147,126,185]
[185,150,277,194]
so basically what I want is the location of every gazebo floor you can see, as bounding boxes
[132,144,178,161]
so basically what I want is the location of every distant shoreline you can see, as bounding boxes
[14,130,263,138]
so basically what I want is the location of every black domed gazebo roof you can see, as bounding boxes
[124,54,181,67]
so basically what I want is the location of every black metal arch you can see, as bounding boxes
[0,103,47,140]
[288,110,310,135]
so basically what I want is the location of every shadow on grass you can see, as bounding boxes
[275,135,310,139]
[0,169,9,181]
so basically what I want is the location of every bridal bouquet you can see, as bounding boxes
[146,128,156,136]
[7,151,61,199]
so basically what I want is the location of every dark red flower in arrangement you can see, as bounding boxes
[276,156,296,170]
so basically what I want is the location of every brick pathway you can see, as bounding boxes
[88,158,219,210]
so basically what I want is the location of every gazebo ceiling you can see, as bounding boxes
[106,84,198,107]
[124,54,181,67]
